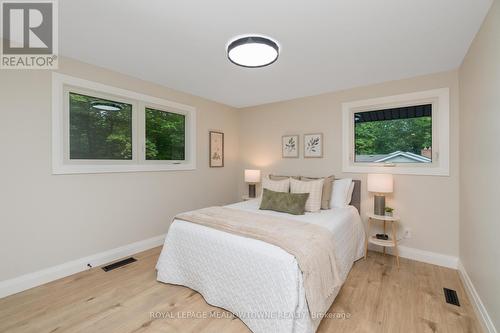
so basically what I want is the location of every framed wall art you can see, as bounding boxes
[282,135,299,158]
[209,131,224,167]
[304,133,323,158]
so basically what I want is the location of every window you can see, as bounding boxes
[354,104,432,164]
[145,108,185,161]
[52,73,196,174]
[342,88,449,176]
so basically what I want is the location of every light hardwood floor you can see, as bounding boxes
[0,247,482,333]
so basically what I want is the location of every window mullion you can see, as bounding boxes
[136,102,145,164]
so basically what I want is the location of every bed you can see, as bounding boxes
[156,180,365,333]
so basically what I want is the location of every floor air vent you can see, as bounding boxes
[102,257,137,272]
[443,288,460,306]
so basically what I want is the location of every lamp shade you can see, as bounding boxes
[244,169,261,183]
[367,174,393,193]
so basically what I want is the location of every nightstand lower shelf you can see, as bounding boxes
[368,235,397,247]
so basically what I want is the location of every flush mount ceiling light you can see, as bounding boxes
[91,101,123,111]
[227,35,279,68]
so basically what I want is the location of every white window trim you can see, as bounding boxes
[342,88,450,176]
[52,73,196,174]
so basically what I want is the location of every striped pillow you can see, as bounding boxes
[261,176,290,195]
[290,178,324,212]
[301,175,334,210]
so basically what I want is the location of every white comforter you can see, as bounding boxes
[156,199,366,333]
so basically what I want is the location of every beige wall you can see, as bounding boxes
[459,0,500,329]
[0,57,239,281]
[238,70,460,256]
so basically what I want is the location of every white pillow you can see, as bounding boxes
[261,176,290,195]
[346,182,355,205]
[330,178,353,208]
[290,178,324,212]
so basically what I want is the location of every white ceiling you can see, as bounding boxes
[60,0,492,108]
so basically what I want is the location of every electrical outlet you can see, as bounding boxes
[404,228,412,239]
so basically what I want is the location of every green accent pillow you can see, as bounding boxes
[259,188,310,215]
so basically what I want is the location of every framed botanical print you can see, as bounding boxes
[304,133,323,158]
[282,135,299,158]
[209,131,224,167]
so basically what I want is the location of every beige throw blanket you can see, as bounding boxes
[175,206,342,318]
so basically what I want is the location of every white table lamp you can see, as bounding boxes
[245,169,261,198]
[367,174,393,215]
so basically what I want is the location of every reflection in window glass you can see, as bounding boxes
[69,92,132,160]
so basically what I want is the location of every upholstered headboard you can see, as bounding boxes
[349,179,361,213]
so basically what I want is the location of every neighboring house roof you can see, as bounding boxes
[356,151,431,163]
[355,155,388,162]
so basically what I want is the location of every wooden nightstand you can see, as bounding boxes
[365,213,400,267]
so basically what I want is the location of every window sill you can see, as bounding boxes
[342,164,449,176]
[52,163,196,175]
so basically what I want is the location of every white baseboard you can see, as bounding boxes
[368,244,458,268]
[457,261,498,333]
[0,234,166,299]
[397,245,459,268]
